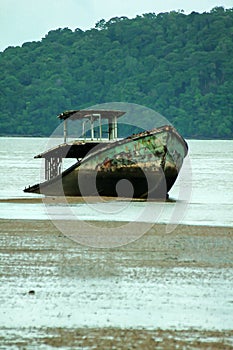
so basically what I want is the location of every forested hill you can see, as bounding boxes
[0,7,233,138]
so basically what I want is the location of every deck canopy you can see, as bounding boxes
[58,109,126,142]
[58,110,125,121]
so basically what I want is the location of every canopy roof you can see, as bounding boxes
[58,109,125,121]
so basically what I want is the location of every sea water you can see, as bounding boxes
[0,137,232,227]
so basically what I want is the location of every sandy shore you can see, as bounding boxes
[2,327,232,349]
[1,219,232,267]
[0,218,233,349]
[0,195,175,204]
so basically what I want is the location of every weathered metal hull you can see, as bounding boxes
[24,126,188,199]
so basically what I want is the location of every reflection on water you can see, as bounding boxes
[0,137,232,227]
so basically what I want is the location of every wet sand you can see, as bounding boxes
[0,195,171,204]
[0,219,233,349]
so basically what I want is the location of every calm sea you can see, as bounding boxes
[0,137,232,227]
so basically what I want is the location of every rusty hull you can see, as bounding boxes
[24,125,188,199]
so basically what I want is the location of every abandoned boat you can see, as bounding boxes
[24,109,188,199]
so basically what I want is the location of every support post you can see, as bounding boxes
[109,117,114,140]
[45,156,62,180]
[93,113,102,140]
[114,115,118,139]
[99,114,102,140]
[90,116,94,140]
[64,120,67,143]
[108,116,118,140]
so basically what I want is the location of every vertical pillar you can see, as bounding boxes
[64,120,67,143]
[109,117,114,140]
[45,158,49,180]
[114,115,118,139]
[90,116,94,140]
[99,114,102,140]
[82,120,86,140]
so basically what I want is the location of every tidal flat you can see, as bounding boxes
[0,219,233,349]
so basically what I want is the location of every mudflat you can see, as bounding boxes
[0,219,233,349]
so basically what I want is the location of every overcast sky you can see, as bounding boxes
[1,0,232,51]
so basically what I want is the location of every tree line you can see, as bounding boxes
[0,6,232,138]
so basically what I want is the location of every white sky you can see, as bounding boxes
[1,0,232,51]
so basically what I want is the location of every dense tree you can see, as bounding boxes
[0,7,232,138]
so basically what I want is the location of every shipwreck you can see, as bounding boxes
[24,109,188,199]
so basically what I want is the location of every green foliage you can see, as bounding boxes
[0,8,233,138]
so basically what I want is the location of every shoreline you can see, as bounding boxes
[1,218,232,257]
[1,216,233,227]
[1,196,232,230]
[0,195,175,204]
[1,216,233,229]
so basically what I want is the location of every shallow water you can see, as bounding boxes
[0,137,232,227]
[1,267,232,330]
